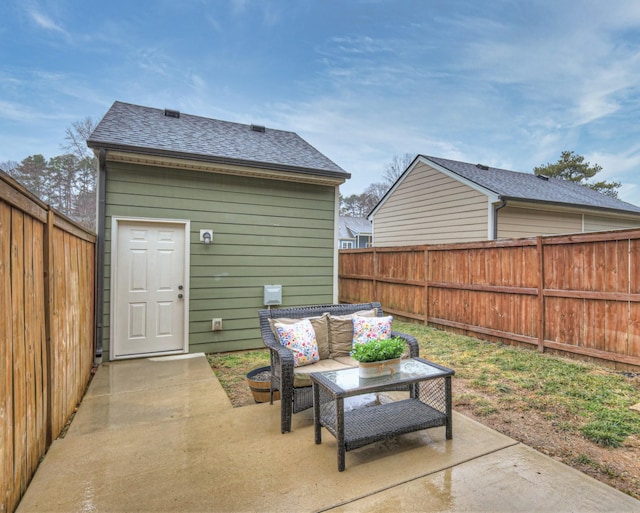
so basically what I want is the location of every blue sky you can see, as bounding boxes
[2,0,640,204]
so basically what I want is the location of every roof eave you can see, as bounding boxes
[87,141,350,181]
[501,197,640,217]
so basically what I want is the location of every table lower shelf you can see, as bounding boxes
[322,398,447,452]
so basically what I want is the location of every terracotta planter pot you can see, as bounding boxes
[358,358,401,378]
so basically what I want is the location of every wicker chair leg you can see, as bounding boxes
[281,392,293,433]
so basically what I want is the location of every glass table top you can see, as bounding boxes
[313,358,449,392]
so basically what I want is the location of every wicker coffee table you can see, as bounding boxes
[311,357,454,471]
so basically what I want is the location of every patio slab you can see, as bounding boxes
[16,354,640,513]
[327,443,640,512]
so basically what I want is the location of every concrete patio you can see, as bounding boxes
[16,353,640,513]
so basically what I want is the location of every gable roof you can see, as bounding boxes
[338,216,372,239]
[87,101,349,180]
[370,155,640,217]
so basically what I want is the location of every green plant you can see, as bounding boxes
[350,337,405,363]
[580,418,634,448]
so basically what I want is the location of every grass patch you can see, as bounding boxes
[576,453,597,466]
[573,454,621,478]
[394,320,640,448]
[580,411,637,448]
[207,350,269,403]
[473,400,499,416]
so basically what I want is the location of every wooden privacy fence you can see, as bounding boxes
[1,172,95,513]
[339,228,640,370]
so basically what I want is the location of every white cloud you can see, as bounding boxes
[137,55,171,77]
[0,100,37,122]
[27,6,70,40]
[588,146,640,179]
[432,2,640,138]
[584,146,640,205]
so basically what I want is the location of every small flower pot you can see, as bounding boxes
[358,358,401,378]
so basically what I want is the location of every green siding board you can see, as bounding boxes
[107,188,330,214]
[193,225,332,239]
[189,327,268,344]
[190,251,332,265]
[109,165,334,201]
[108,193,334,220]
[190,257,331,269]
[107,166,333,206]
[103,161,338,358]
[189,283,333,295]
[191,218,333,231]
[189,287,267,301]
[189,275,332,289]
[191,319,259,333]
[189,280,333,292]
[189,292,333,313]
[190,310,254,322]
[107,180,334,211]
[188,266,335,278]
[106,204,334,230]
[189,284,334,301]
[190,243,334,256]
[187,225,335,238]
[191,340,264,353]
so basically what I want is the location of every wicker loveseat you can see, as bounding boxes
[258,302,419,433]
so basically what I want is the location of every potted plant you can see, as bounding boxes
[350,337,405,378]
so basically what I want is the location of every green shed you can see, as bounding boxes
[88,101,350,361]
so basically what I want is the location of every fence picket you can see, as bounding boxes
[0,201,14,513]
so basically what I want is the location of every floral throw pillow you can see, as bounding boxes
[352,315,393,346]
[274,319,320,367]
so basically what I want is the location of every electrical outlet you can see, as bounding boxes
[212,318,223,331]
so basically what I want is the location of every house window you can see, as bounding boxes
[341,241,354,249]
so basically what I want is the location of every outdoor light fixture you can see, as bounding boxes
[200,229,213,245]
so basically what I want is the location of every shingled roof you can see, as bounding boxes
[338,216,372,239]
[423,155,640,214]
[87,101,349,179]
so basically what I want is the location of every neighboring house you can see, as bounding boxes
[338,216,372,248]
[87,101,349,361]
[368,155,640,246]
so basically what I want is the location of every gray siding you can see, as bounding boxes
[373,161,488,246]
[103,162,337,359]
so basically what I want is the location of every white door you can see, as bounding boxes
[111,219,189,359]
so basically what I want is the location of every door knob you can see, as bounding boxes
[178,294,183,299]
[178,285,184,290]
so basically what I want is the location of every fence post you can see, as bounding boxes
[43,209,54,447]
[424,246,429,325]
[373,247,378,302]
[537,236,545,353]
